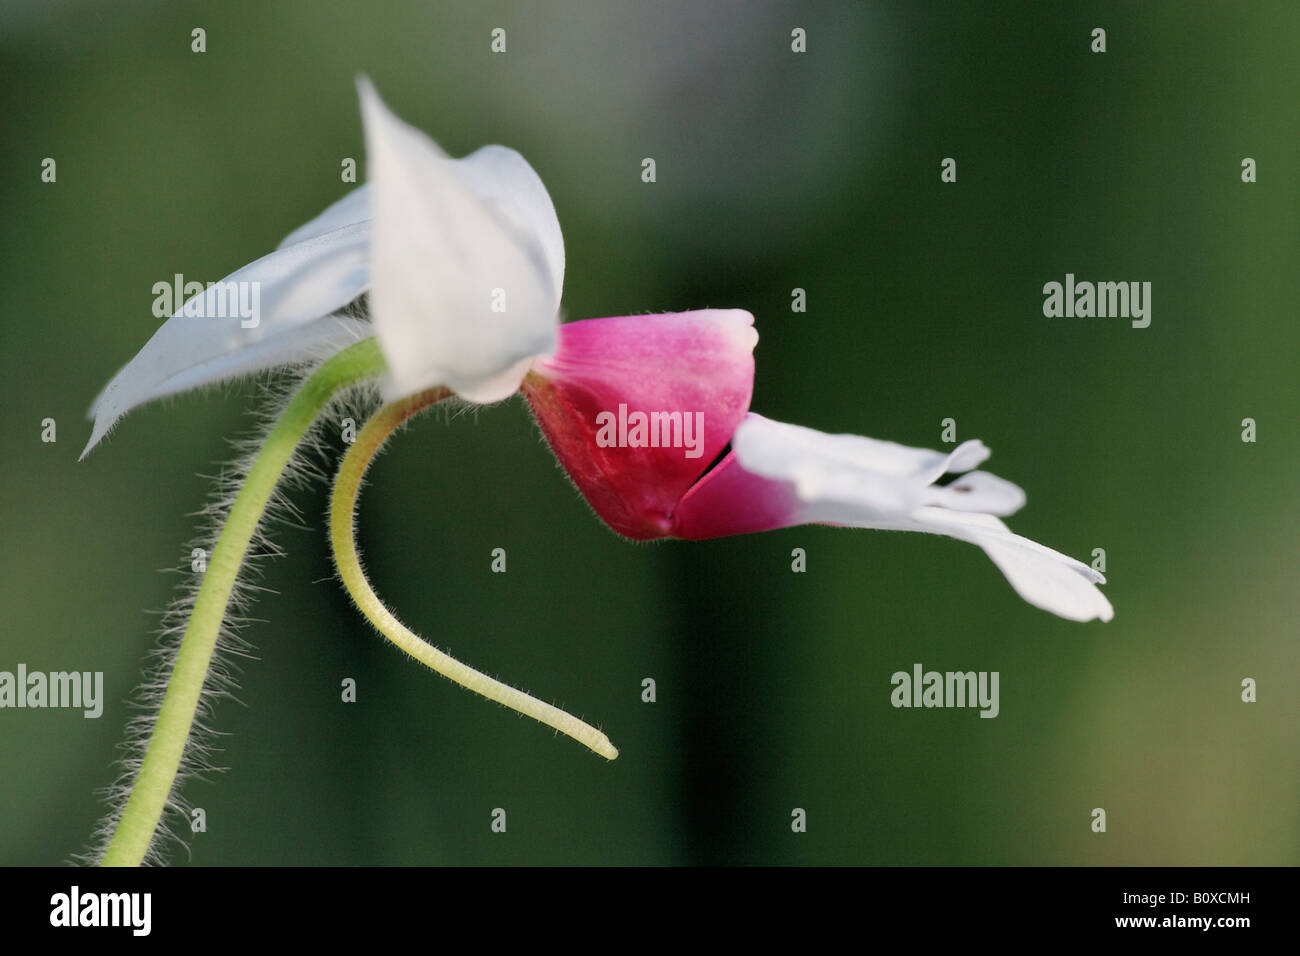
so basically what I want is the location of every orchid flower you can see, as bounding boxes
[520,318,1113,623]
[87,79,1110,867]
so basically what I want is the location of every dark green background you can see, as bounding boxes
[2,1,1296,865]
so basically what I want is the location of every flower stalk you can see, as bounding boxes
[327,392,620,761]
[100,339,387,866]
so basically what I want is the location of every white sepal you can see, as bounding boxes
[82,202,374,458]
[359,78,562,404]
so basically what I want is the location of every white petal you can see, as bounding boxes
[737,413,987,479]
[277,185,371,248]
[731,414,1111,622]
[911,509,1112,622]
[359,78,561,404]
[452,146,565,311]
[733,414,917,514]
[82,206,374,458]
[82,314,369,460]
[920,439,989,484]
[922,470,1026,516]
[840,508,1112,622]
[976,534,1113,622]
[733,414,994,518]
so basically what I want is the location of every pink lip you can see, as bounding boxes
[522,309,759,540]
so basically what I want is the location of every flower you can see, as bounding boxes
[82,78,1112,624]
[523,350,1113,622]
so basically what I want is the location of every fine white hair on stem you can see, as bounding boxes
[80,314,384,866]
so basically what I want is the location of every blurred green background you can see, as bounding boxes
[2,0,1297,865]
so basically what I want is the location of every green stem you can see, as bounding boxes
[329,392,619,760]
[100,338,387,867]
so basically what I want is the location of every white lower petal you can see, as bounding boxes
[975,530,1114,622]
[920,439,990,485]
[922,470,1026,516]
[733,414,920,515]
[359,79,561,403]
[855,508,1113,623]
[732,413,1111,622]
[735,413,991,491]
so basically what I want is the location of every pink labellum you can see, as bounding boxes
[523,309,757,539]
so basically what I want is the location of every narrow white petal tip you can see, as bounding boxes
[80,314,372,461]
[945,439,991,474]
[79,422,112,461]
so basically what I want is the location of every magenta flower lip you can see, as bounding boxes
[522,309,758,540]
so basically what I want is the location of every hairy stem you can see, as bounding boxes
[101,338,387,866]
[328,392,619,761]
